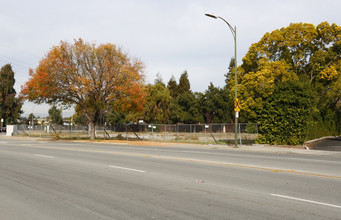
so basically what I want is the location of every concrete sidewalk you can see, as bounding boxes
[164,142,341,156]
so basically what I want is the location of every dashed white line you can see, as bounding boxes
[0,141,7,144]
[34,154,55,159]
[58,143,84,146]
[109,165,146,173]
[271,194,341,209]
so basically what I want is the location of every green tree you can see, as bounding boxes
[27,113,37,125]
[48,106,63,125]
[225,58,236,84]
[106,110,126,125]
[202,83,232,123]
[167,75,179,98]
[256,81,316,145]
[167,71,207,124]
[178,70,191,94]
[228,22,340,140]
[72,112,88,126]
[0,64,22,125]
[170,92,204,124]
[228,60,298,122]
[143,82,172,124]
[238,22,340,107]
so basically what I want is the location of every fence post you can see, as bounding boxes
[239,123,242,145]
[126,124,128,140]
[162,124,165,142]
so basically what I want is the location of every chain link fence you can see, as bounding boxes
[16,123,258,145]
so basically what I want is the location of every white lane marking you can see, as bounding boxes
[109,165,146,173]
[0,141,7,144]
[58,143,84,146]
[271,194,341,209]
[74,141,128,145]
[34,154,55,159]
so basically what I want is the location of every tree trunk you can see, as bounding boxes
[90,121,96,140]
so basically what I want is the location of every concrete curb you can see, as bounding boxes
[305,136,338,144]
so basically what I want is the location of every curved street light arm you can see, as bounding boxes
[217,16,236,39]
[205,13,236,38]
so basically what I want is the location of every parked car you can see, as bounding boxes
[0,127,6,133]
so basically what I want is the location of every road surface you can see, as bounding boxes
[0,136,340,219]
[312,137,341,151]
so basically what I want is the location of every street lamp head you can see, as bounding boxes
[205,13,218,19]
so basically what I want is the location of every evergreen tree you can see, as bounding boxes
[27,113,37,125]
[143,82,172,123]
[167,75,178,98]
[0,64,22,125]
[178,70,191,94]
[72,112,88,126]
[48,105,63,125]
[225,58,235,84]
[170,92,204,124]
[168,71,204,124]
[256,80,316,145]
[106,110,126,125]
[202,83,232,123]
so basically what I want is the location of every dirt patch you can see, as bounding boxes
[263,144,307,149]
[75,139,173,147]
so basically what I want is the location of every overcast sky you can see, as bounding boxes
[1,0,340,117]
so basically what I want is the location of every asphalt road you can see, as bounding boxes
[312,137,341,151]
[0,136,340,219]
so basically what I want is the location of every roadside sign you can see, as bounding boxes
[234,98,240,112]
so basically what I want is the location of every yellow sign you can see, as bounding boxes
[234,98,240,112]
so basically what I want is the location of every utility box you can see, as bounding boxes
[6,125,17,136]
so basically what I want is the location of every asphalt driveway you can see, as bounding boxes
[311,137,341,151]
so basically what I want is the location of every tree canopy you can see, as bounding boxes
[143,81,172,124]
[0,64,22,125]
[167,75,178,98]
[227,21,341,144]
[201,83,231,123]
[256,80,316,145]
[21,39,146,140]
[48,105,63,125]
[178,70,191,94]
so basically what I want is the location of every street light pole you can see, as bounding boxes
[205,13,238,148]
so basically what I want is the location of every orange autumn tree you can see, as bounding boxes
[21,39,146,140]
